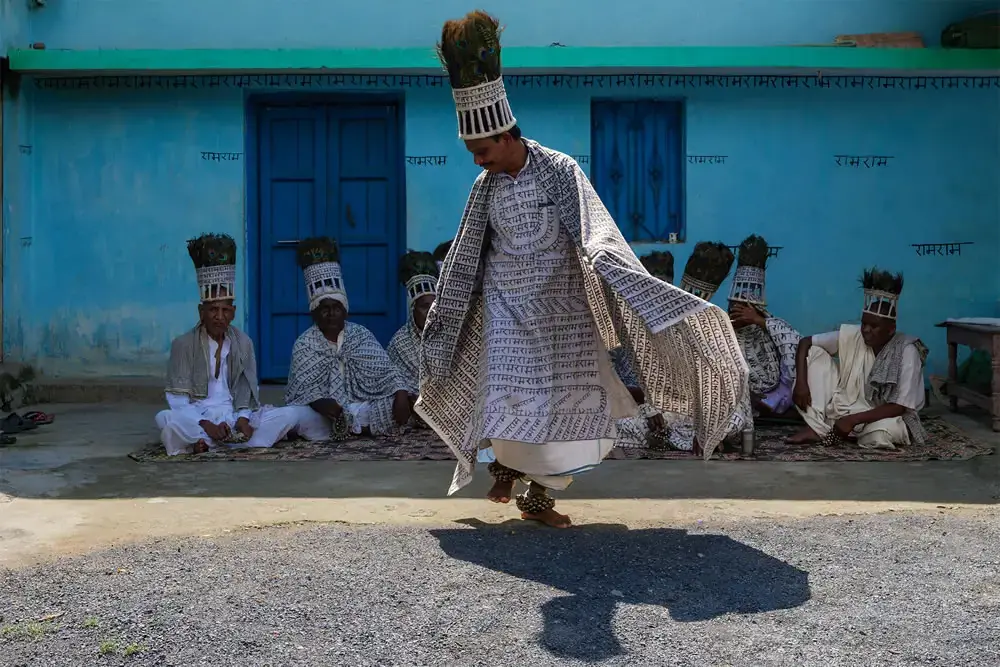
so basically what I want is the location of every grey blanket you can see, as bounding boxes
[165,325,260,411]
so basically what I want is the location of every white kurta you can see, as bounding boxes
[797,325,925,448]
[481,154,637,488]
[155,336,302,455]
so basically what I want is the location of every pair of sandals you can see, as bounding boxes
[0,411,56,445]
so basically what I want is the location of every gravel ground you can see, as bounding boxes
[1,512,998,667]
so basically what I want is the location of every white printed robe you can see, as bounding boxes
[415,141,750,494]
[285,323,406,436]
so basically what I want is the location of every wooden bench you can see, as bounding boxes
[935,320,1000,432]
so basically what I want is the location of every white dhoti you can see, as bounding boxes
[488,345,635,491]
[796,325,922,449]
[155,404,303,456]
[283,402,375,441]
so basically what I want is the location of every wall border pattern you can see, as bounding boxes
[30,74,1000,92]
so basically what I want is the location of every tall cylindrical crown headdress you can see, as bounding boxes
[399,250,439,307]
[728,234,769,306]
[860,267,903,321]
[437,11,517,140]
[187,233,237,303]
[679,242,735,301]
[297,237,348,312]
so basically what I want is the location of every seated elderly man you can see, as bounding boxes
[387,250,439,406]
[787,267,927,449]
[156,234,303,455]
[284,237,411,440]
[726,234,802,418]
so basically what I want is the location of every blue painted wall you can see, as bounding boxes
[1,0,33,369]
[18,0,999,50]
[3,0,999,376]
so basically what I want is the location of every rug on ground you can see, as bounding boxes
[129,416,993,463]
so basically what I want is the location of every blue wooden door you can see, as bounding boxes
[591,100,685,243]
[257,101,403,380]
[258,106,328,380]
[326,104,403,347]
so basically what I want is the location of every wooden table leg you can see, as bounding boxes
[947,339,959,412]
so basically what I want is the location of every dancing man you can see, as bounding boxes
[414,11,749,528]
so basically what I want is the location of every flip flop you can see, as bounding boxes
[0,413,37,434]
[23,411,55,425]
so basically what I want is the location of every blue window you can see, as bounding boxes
[590,99,685,242]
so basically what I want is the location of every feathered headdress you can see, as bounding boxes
[437,11,516,140]
[679,242,735,301]
[297,237,348,312]
[728,234,769,306]
[640,251,674,284]
[433,239,453,271]
[187,233,237,303]
[399,250,439,306]
[860,266,904,320]
[296,237,340,269]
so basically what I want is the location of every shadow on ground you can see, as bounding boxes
[432,519,811,662]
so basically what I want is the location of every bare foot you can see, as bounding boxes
[192,439,209,454]
[487,479,514,504]
[785,426,821,444]
[521,508,572,528]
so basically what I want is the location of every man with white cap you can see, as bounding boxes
[284,237,411,440]
[726,234,802,418]
[387,250,439,404]
[156,233,303,455]
[415,11,749,527]
[788,267,927,448]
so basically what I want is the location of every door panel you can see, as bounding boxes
[258,106,327,380]
[327,104,402,347]
[256,101,402,381]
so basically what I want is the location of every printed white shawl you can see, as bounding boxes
[387,314,422,397]
[737,317,801,395]
[285,322,405,436]
[868,331,929,444]
[415,140,750,494]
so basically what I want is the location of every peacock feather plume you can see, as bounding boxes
[433,240,453,263]
[437,10,504,89]
[398,251,439,286]
[186,233,236,269]
[736,234,769,270]
[860,266,904,296]
[296,237,340,269]
[640,251,675,283]
[683,241,735,286]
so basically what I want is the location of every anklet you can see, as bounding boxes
[516,491,556,514]
[330,414,351,441]
[487,461,523,483]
